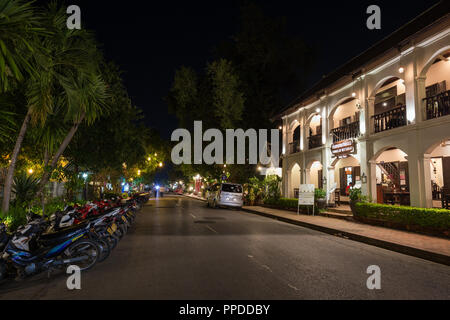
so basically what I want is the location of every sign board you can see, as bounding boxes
[298,184,315,206]
[331,139,355,158]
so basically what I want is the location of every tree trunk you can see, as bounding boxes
[38,114,85,196]
[41,148,49,214]
[1,109,32,213]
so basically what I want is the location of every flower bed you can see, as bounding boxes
[354,202,450,238]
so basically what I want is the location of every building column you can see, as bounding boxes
[407,151,422,207]
[366,97,375,135]
[304,168,310,185]
[415,76,427,123]
[420,154,433,208]
[358,141,370,197]
[282,162,288,197]
[368,160,377,203]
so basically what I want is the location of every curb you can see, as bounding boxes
[181,194,206,202]
[241,207,450,266]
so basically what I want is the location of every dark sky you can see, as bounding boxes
[68,0,440,138]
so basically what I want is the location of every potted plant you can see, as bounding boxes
[248,188,256,206]
[348,188,368,214]
[314,188,327,209]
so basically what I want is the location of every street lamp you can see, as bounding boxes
[27,168,34,174]
[159,162,163,167]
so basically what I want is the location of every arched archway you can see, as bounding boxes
[330,155,361,197]
[424,138,450,208]
[329,97,360,143]
[288,120,301,154]
[370,146,410,206]
[369,77,407,133]
[419,48,450,120]
[307,114,322,149]
[305,160,323,189]
[288,162,301,198]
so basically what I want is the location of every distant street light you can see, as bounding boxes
[159,162,163,167]
[28,168,33,174]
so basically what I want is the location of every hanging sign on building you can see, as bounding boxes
[331,139,356,158]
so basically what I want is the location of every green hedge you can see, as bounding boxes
[264,198,317,213]
[354,202,450,232]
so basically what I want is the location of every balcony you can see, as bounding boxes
[308,134,323,149]
[289,140,301,154]
[330,121,360,143]
[373,105,407,133]
[425,90,450,120]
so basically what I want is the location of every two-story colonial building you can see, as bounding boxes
[276,2,450,209]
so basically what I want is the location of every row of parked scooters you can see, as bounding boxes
[0,192,150,283]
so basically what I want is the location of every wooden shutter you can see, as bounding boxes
[318,169,323,189]
[442,157,450,194]
[353,166,361,185]
[340,168,346,195]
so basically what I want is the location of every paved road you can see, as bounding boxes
[0,195,449,299]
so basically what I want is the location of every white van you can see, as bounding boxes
[206,183,243,209]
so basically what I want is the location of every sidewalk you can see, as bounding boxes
[180,193,450,266]
[242,206,450,266]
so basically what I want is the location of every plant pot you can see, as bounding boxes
[316,198,326,209]
[349,200,357,214]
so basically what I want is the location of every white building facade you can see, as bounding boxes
[278,9,450,208]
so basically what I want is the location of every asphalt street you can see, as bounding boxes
[0,195,449,299]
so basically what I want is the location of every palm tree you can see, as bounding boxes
[0,0,43,92]
[0,0,44,213]
[34,4,109,196]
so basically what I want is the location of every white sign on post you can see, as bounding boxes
[298,184,315,215]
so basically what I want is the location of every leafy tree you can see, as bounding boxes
[207,59,244,128]
[214,3,314,129]
[0,0,45,212]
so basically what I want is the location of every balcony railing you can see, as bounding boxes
[424,90,450,120]
[330,121,360,143]
[373,105,407,133]
[308,134,323,149]
[289,140,301,154]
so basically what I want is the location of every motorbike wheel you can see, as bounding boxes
[65,239,99,271]
[119,223,127,236]
[96,239,111,263]
[106,235,118,250]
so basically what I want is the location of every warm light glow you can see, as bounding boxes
[138,170,141,176]
[147,157,151,161]
[315,108,320,113]
[278,126,282,130]
[159,162,163,167]
[179,181,183,185]
[28,168,33,174]
[154,153,158,156]
[257,166,262,171]
[383,102,387,107]
[398,67,404,73]
[223,164,227,168]
[351,92,356,97]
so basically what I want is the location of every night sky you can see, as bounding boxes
[66,0,439,138]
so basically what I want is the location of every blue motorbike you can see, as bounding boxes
[0,219,99,281]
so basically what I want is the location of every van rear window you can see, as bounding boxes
[221,184,242,193]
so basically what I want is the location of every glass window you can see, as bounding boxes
[221,184,243,193]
